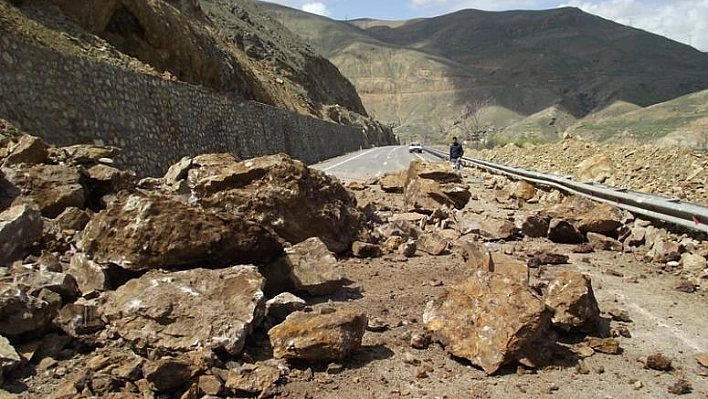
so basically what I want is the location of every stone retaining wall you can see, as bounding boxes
[0,33,372,176]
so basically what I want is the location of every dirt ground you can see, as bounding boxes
[273,169,708,399]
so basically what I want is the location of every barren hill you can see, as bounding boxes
[260,3,708,143]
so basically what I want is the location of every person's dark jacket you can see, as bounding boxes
[450,142,464,159]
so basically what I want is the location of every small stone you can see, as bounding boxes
[415,367,429,379]
[607,308,632,322]
[645,353,672,371]
[366,317,389,332]
[675,279,696,293]
[633,380,643,390]
[574,346,595,358]
[402,352,420,366]
[667,379,692,395]
[410,332,432,350]
[575,362,590,375]
[696,353,708,368]
[587,338,620,355]
[326,363,344,374]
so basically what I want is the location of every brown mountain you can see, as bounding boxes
[260,3,708,143]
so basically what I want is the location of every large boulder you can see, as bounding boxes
[423,270,552,374]
[5,164,85,218]
[268,308,367,361]
[574,155,614,182]
[416,232,449,256]
[0,204,42,266]
[100,266,266,356]
[404,161,471,212]
[78,192,283,271]
[458,214,517,240]
[260,237,344,296]
[548,219,585,244]
[544,270,602,333]
[172,153,364,253]
[0,335,21,376]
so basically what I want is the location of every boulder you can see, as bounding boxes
[78,193,283,271]
[83,164,135,207]
[13,269,79,303]
[184,153,364,254]
[548,219,585,244]
[404,161,470,212]
[399,240,417,257]
[55,299,105,337]
[54,207,91,231]
[512,181,537,201]
[100,266,266,356]
[268,308,367,361]
[575,204,623,234]
[144,355,202,393]
[379,170,406,193]
[575,155,614,182]
[520,215,550,238]
[224,360,288,395]
[544,270,601,333]
[2,134,48,166]
[351,241,383,258]
[53,144,121,165]
[261,237,344,296]
[416,232,448,256]
[377,219,420,240]
[526,251,570,267]
[67,252,117,296]
[0,283,61,338]
[7,164,85,218]
[0,335,21,375]
[423,270,552,374]
[0,204,42,266]
[460,240,493,271]
[0,170,19,211]
[587,232,623,252]
[458,214,517,240]
[265,293,306,322]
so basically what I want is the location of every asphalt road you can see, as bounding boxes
[312,145,442,181]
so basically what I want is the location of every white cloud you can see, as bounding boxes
[302,2,331,16]
[563,0,708,51]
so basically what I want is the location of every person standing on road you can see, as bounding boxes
[449,136,464,174]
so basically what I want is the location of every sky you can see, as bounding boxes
[260,0,708,51]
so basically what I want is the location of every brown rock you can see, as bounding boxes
[54,207,91,232]
[0,335,21,375]
[675,279,697,293]
[399,240,417,257]
[460,240,493,271]
[383,236,406,252]
[351,241,383,258]
[417,232,448,256]
[144,356,201,393]
[7,164,85,218]
[78,192,283,271]
[0,204,42,266]
[410,332,432,350]
[224,360,287,395]
[681,253,707,273]
[198,374,224,396]
[521,215,550,238]
[380,171,406,193]
[265,293,306,322]
[100,266,265,356]
[645,353,672,371]
[575,155,613,182]
[261,237,344,296]
[2,135,48,166]
[587,232,623,251]
[67,252,115,296]
[573,243,595,253]
[378,219,421,240]
[512,181,537,201]
[55,299,105,337]
[587,338,620,354]
[696,353,708,368]
[186,153,364,254]
[667,379,692,395]
[13,269,80,303]
[544,270,601,333]
[0,283,61,338]
[458,214,517,240]
[404,161,470,212]
[575,203,623,234]
[346,181,367,191]
[423,270,552,374]
[527,251,569,267]
[548,219,585,244]
[55,144,121,165]
[268,308,367,361]
[83,164,135,205]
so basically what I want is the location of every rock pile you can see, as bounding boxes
[0,122,370,398]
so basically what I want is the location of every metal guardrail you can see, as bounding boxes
[424,147,708,234]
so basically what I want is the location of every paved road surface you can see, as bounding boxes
[312,145,442,181]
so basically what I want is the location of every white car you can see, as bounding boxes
[408,142,423,153]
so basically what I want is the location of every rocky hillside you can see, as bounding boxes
[260,3,708,143]
[1,0,394,137]
[471,137,708,206]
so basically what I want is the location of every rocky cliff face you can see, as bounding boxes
[2,0,393,140]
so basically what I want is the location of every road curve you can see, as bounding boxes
[312,145,441,181]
